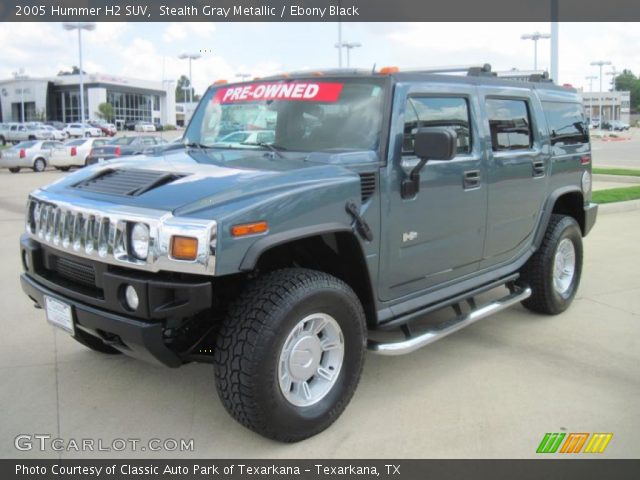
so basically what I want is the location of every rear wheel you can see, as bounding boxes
[0,136,6,146]
[518,214,583,315]
[33,158,46,172]
[8,167,20,173]
[214,268,366,442]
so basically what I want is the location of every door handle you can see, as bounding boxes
[532,160,545,177]
[463,170,481,189]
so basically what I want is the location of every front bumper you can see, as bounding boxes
[584,202,598,236]
[20,236,213,367]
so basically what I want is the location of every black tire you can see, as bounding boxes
[73,329,122,355]
[59,166,70,172]
[0,136,6,146]
[518,214,583,315]
[214,268,366,442]
[8,167,20,173]
[33,158,46,172]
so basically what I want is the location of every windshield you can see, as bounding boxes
[185,78,386,152]
[14,141,37,148]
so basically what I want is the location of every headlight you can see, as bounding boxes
[130,223,150,260]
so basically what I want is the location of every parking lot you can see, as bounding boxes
[0,146,639,459]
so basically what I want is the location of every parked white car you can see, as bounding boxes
[134,122,156,132]
[0,140,63,173]
[42,125,67,141]
[63,123,102,138]
[49,137,109,170]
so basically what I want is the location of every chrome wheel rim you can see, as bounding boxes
[278,313,344,407]
[553,238,576,295]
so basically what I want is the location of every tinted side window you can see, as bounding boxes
[543,102,588,146]
[403,97,471,155]
[486,99,532,151]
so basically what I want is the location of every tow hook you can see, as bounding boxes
[346,201,373,242]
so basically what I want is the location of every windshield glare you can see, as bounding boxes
[185,79,385,152]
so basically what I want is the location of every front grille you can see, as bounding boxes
[73,169,184,196]
[27,199,122,259]
[52,256,97,288]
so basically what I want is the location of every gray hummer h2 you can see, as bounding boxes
[20,64,597,442]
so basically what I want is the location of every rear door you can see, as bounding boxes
[479,88,548,267]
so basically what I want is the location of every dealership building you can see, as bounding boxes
[581,91,631,123]
[0,73,176,129]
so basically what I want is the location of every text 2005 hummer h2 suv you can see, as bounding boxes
[20,65,597,442]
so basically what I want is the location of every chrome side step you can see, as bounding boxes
[368,286,531,356]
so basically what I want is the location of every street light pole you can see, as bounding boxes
[63,22,96,136]
[178,53,201,104]
[334,41,361,68]
[521,32,551,71]
[606,67,619,121]
[13,69,26,122]
[591,60,612,133]
[337,22,343,68]
[585,75,597,124]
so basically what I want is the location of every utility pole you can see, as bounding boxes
[590,60,612,133]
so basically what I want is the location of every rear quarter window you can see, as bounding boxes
[542,102,589,146]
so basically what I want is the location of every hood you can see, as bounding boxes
[41,147,377,215]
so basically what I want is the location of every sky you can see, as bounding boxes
[0,22,638,94]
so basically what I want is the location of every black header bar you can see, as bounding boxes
[3,0,640,22]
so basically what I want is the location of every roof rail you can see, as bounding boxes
[400,64,494,77]
[495,70,554,83]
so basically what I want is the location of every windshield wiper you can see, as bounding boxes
[241,142,287,158]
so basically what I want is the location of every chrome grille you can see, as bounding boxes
[28,198,128,262]
[25,192,217,275]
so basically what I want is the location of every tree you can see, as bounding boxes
[614,70,640,112]
[57,66,86,76]
[95,102,114,122]
[175,75,200,103]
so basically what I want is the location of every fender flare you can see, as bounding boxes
[533,186,583,248]
[239,222,353,271]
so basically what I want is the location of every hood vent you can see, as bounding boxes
[73,169,185,197]
[359,173,377,203]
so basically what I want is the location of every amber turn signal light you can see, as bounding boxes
[231,221,268,237]
[171,236,198,261]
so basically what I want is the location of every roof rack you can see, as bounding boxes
[495,70,554,83]
[399,64,495,77]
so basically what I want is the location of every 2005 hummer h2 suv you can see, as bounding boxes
[20,64,597,442]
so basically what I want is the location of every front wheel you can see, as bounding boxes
[214,268,366,442]
[518,214,583,315]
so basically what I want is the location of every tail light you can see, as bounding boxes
[70,147,77,156]
[580,155,591,165]
[89,149,94,157]
[115,146,121,156]
[19,149,26,158]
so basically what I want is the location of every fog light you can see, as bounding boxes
[125,285,139,311]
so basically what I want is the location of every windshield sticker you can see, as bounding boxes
[214,82,344,104]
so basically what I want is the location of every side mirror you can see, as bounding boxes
[402,127,457,198]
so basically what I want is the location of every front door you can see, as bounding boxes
[379,83,488,301]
